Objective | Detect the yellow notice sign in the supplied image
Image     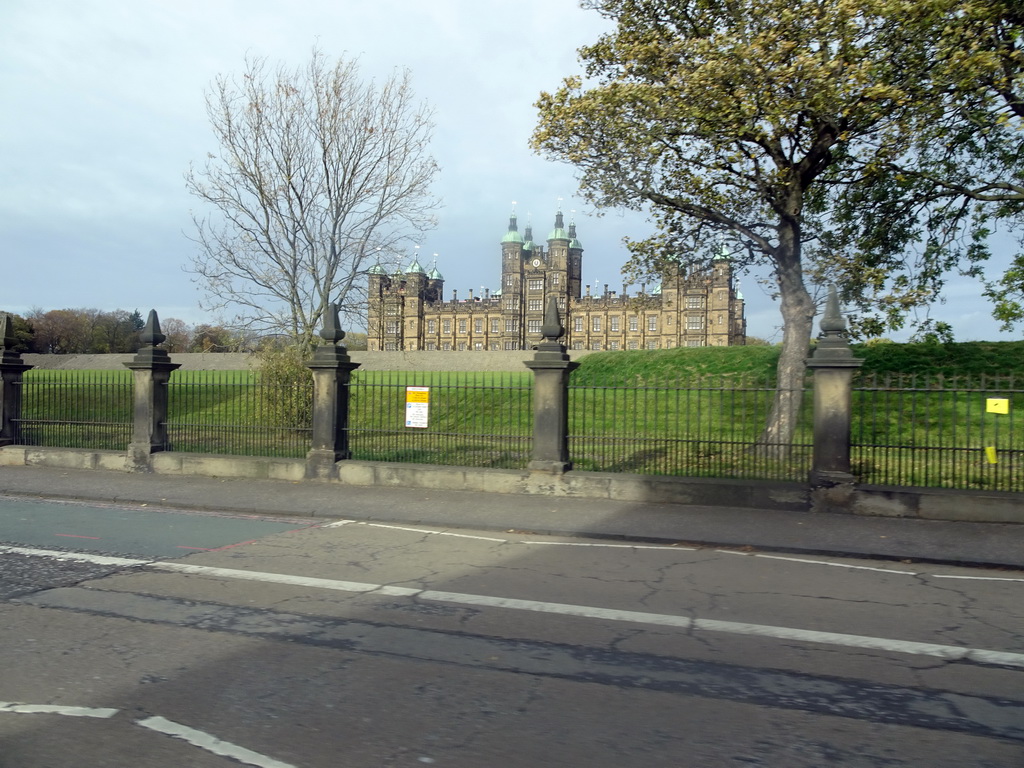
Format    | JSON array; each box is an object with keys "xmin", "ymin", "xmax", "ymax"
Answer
[
  {"xmin": 985, "ymin": 446, "xmax": 998, "ymax": 464},
  {"xmin": 405, "ymin": 386, "xmax": 430, "ymax": 428},
  {"xmin": 986, "ymin": 398, "xmax": 1010, "ymax": 414}
]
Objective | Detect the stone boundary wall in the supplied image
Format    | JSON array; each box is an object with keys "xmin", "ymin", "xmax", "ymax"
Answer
[
  {"xmin": 23, "ymin": 350, "xmax": 597, "ymax": 373},
  {"xmin": 2, "ymin": 445, "xmax": 1022, "ymax": 525}
]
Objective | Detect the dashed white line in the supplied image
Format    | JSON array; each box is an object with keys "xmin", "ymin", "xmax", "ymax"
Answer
[
  {"xmin": 0, "ymin": 705, "xmax": 296, "ymax": 768},
  {"xmin": 137, "ymin": 716, "xmax": 298, "ymax": 768},
  {"xmin": 0, "ymin": 701, "xmax": 118, "ymax": 718},
  {"xmin": 150, "ymin": 561, "xmax": 1024, "ymax": 668},
  {"xmin": 518, "ymin": 540, "xmax": 698, "ymax": 551},
  {"xmin": 0, "ymin": 545, "xmax": 147, "ymax": 567},
  {"xmin": 749, "ymin": 553, "xmax": 919, "ymax": 575},
  {"xmin": 323, "ymin": 519, "xmax": 506, "ymax": 541}
]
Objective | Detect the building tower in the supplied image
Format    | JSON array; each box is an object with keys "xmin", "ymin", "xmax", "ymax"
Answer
[
  {"xmin": 403, "ymin": 255, "xmax": 427, "ymax": 351},
  {"xmin": 500, "ymin": 210, "xmax": 525, "ymax": 349},
  {"xmin": 707, "ymin": 246, "xmax": 735, "ymax": 347}
]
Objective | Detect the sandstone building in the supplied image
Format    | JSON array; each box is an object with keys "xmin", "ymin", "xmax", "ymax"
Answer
[{"xmin": 367, "ymin": 211, "xmax": 746, "ymax": 352}]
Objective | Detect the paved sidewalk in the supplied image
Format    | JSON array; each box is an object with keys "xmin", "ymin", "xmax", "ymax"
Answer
[{"xmin": 0, "ymin": 465, "xmax": 1021, "ymax": 569}]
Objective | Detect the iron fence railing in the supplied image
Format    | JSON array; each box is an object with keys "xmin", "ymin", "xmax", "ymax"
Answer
[
  {"xmin": 164, "ymin": 370, "xmax": 312, "ymax": 458},
  {"xmin": 348, "ymin": 370, "xmax": 533, "ymax": 468},
  {"xmin": 852, "ymin": 374, "xmax": 1022, "ymax": 493},
  {"xmin": 568, "ymin": 377, "xmax": 813, "ymax": 480},
  {"xmin": 8, "ymin": 367, "xmax": 1022, "ymax": 494},
  {"xmin": 13, "ymin": 369, "xmax": 132, "ymax": 450}
]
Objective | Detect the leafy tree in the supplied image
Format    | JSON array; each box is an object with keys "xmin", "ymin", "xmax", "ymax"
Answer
[
  {"xmin": 189, "ymin": 324, "xmax": 245, "ymax": 353},
  {"xmin": 90, "ymin": 309, "xmax": 144, "ymax": 353},
  {"xmin": 532, "ymin": 0, "xmax": 1016, "ymax": 446},
  {"xmin": 27, "ymin": 308, "xmax": 96, "ymax": 353},
  {"xmin": 186, "ymin": 48, "xmax": 440, "ymax": 352},
  {"xmin": 160, "ymin": 317, "xmax": 193, "ymax": 353},
  {"xmin": 825, "ymin": 0, "xmax": 1024, "ymax": 334}
]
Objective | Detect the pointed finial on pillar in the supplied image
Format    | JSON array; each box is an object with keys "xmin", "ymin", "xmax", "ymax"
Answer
[
  {"xmin": 312, "ymin": 303, "xmax": 351, "ymax": 364},
  {"xmin": 139, "ymin": 309, "xmax": 166, "ymax": 348},
  {"xmin": 809, "ymin": 286, "xmax": 860, "ymax": 363},
  {"xmin": 0, "ymin": 314, "xmax": 13, "ymax": 349},
  {"xmin": 319, "ymin": 303, "xmax": 346, "ymax": 346},
  {"xmin": 0, "ymin": 313, "xmax": 28, "ymax": 366},
  {"xmin": 820, "ymin": 285, "xmax": 847, "ymax": 335},
  {"xmin": 129, "ymin": 310, "xmax": 174, "ymax": 365},
  {"xmin": 541, "ymin": 295, "xmax": 563, "ymax": 342}
]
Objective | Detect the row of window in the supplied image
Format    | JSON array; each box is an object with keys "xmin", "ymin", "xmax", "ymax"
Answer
[
  {"xmin": 575, "ymin": 315, "xmax": 662, "ymax": 333},
  {"xmin": 381, "ymin": 339, "xmax": 707, "ymax": 352},
  {"xmin": 388, "ymin": 314, "xmax": 714, "ymax": 336},
  {"xmin": 504, "ymin": 276, "xmax": 560, "ymax": 290}
]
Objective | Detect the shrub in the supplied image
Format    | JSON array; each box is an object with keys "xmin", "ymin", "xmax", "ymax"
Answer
[{"xmin": 251, "ymin": 343, "xmax": 313, "ymax": 430}]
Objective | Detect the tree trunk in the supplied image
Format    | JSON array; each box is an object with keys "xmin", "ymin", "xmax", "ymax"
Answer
[{"xmin": 757, "ymin": 238, "xmax": 815, "ymax": 454}]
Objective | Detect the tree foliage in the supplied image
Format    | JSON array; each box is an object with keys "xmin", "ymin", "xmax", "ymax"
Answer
[
  {"xmin": 533, "ymin": 0, "xmax": 1023, "ymax": 445},
  {"xmin": 534, "ymin": 0, "xmax": 939, "ymax": 445},
  {"xmin": 824, "ymin": 0, "xmax": 1024, "ymax": 334},
  {"xmin": 187, "ymin": 49, "xmax": 440, "ymax": 351},
  {"xmin": 26, "ymin": 308, "xmax": 144, "ymax": 354}
]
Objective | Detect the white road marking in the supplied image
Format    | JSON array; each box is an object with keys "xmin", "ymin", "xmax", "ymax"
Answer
[
  {"xmin": 8, "ymin": 543, "xmax": 1023, "ymax": 668},
  {"xmin": 0, "ymin": 705, "xmax": 296, "ymax": 767},
  {"xmin": 148, "ymin": 562, "xmax": 1024, "ymax": 669},
  {"xmin": 0, "ymin": 545, "xmax": 148, "ymax": 567},
  {"xmin": 519, "ymin": 540, "xmax": 698, "ymax": 551},
  {"xmin": 749, "ymin": 554, "xmax": 919, "ymax": 575},
  {"xmin": 319, "ymin": 520, "xmax": 1023, "ymax": 582},
  {"xmin": 0, "ymin": 701, "xmax": 118, "ymax": 718},
  {"xmin": 137, "ymin": 716, "xmax": 298, "ymax": 768},
  {"xmin": 324, "ymin": 519, "xmax": 506, "ymax": 541}
]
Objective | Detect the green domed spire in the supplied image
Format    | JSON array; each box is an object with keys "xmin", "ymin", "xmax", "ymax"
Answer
[
  {"xmin": 548, "ymin": 210, "xmax": 568, "ymax": 241},
  {"xmin": 501, "ymin": 210, "xmax": 524, "ymax": 244},
  {"xmin": 406, "ymin": 257, "xmax": 425, "ymax": 274},
  {"xmin": 428, "ymin": 255, "xmax": 443, "ymax": 281},
  {"xmin": 523, "ymin": 221, "xmax": 535, "ymax": 253},
  {"xmin": 568, "ymin": 218, "xmax": 582, "ymax": 250}
]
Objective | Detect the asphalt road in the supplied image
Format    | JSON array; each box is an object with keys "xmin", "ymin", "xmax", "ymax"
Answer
[{"xmin": 2, "ymin": 497, "xmax": 1022, "ymax": 767}]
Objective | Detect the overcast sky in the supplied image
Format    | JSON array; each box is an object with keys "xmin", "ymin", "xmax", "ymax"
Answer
[{"xmin": 1, "ymin": 0, "xmax": 1018, "ymax": 342}]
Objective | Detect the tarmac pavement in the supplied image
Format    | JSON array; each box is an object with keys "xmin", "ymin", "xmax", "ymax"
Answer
[{"xmin": 0, "ymin": 464, "xmax": 1022, "ymax": 569}]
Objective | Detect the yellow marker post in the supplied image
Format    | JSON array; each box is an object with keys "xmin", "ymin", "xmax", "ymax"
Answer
[{"xmin": 985, "ymin": 446, "xmax": 998, "ymax": 464}]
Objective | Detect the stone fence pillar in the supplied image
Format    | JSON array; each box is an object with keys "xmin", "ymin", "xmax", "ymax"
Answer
[
  {"xmin": 524, "ymin": 297, "xmax": 579, "ymax": 473},
  {"xmin": 805, "ymin": 286, "xmax": 864, "ymax": 486},
  {"xmin": 0, "ymin": 314, "xmax": 32, "ymax": 447},
  {"xmin": 306, "ymin": 304, "xmax": 361, "ymax": 479},
  {"xmin": 124, "ymin": 310, "xmax": 181, "ymax": 471}
]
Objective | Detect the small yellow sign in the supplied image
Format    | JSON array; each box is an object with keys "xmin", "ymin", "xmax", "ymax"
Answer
[
  {"xmin": 406, "ymin": 388, "xmax": 430, "ymax": 404},
  {"xmin": 985, "ymin": 446, "xmax": 998, "ymax": 464},
  {"xmin": 986, "ymin": 398, "xmax": 1010, "ymax": 414},
  {"xmin": 405, "ymin": 386, "xmax": 430, "ymax": 428}
]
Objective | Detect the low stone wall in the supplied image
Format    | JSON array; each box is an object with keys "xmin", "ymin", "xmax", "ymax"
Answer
[
  {"xmin": 22, "ymin": 350, "xmax": 596, "ymax": 373},
  {"xmin": 2, "ymin": 445, "xmax": 1021, "ymax": 524}
]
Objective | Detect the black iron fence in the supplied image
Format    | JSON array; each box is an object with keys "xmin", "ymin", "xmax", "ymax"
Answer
[
  {"xmin": 5, "ymin": 365, "xmax": 1022, "ymax": 493},
  {"xmin": 852, "ymin": 374, "xmax": 1022, "ymax": 491},
  {"xmin": 164, "ymin": 370, "xmax": 312, "ymax": 458},
  {"xmin": 568, "ymin": 378, "xmax": 812, "ymax": 481},
  {"xmin": 13, "ymin": 370, "xmax": 132, "ymax": 450},
  {"xmin": 348, "ymin": 370, "xmax": 533, "ymax": 469}
]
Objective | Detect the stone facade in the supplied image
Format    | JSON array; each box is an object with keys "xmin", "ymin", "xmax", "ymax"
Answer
[{"xmin": 367, "ymin": 211, "xmax": 746, "ymax": 352}]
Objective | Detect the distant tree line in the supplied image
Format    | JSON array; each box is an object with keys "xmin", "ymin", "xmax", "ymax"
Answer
[{"xmin": 1, "ymin": 308, "xmax": 367, "ymax": 354}]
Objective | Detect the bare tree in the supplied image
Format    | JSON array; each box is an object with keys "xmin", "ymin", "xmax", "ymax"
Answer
[{"xmin": 186, "ymin": 49, "xmax": 440, "ymax": 350}]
